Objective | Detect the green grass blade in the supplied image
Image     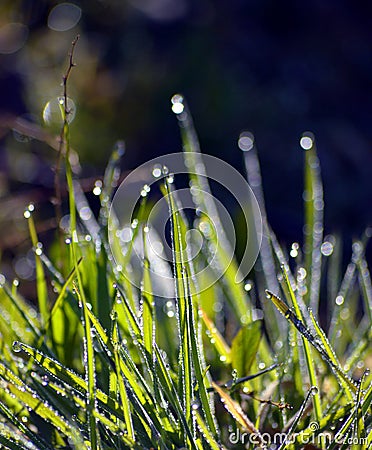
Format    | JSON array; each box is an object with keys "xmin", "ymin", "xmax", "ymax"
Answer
[
  {"xmin": 73, "ymin": 284, "xmax": 100, "ymax": 450},
  {"xmin": 111, "ymin": 319, "xmax": 135, "ymax": 441},
  {"xmin": 26, "ymin": 208, "xmax": 49, "ymax": 326},
  {"xmin": 141, "ymin": 224, "xmax": 155, "ymax": 363},
  {"xmin": 302, "ymin": 133, "xmax": 324, "ymax": 311},
  {"xmin": 278, "ymin": 386, "xmax": 317, "ymax": 450},
  {"xmin": 278, "ymin": 266, "xmax": 323, "ymax": 421},
  {"xmin": 308, "ymin": 308, "xmax": 354, "ymax": 401},
  {"xmin": 194, "ymin": 410, "xmax": 221, "ymax": 450}
]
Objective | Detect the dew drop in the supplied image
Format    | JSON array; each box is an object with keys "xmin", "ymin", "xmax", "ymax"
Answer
[
  {"xmin": 300, "ymin": 132, "xmax": 314, "ymax": 150},
  {"xmin": 43, "ymin": 97, "xmax": 76, "ymax": 126},
  {"xmin": 238, "ymin": 131, "xmax": 254, "ymax": 152},
  {"xmin": 191, "ymin": 401, "xmax": 200, "ymax": 411},
  {"xmin": 171, "ymin": 94, "xmax": 184, "ymax": 114},
  {"xmin": 244, "ymin": 281, "xmax": 252, "ymax": 292},
  {"xmin": 321, "ymin": 241, "xmax": 334, "ymax": 256},
  {"xmin": 310, "ymin": 386, "xmax": 319, "ymax": 395},
  {"xmin": 12, "ymin": 341, "xmax": 22, "ymax": 353}
]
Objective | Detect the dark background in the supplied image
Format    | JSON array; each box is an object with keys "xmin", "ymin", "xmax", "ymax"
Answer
[{"xmin": 0, "ymin": 0, "xmax": 371, "ymax": 280}]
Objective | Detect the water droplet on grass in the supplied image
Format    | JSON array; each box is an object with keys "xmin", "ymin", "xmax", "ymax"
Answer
[
  {"xmin": 310, "ymin": 386, "xmax": 319, "ymax": 395},
  {"xmin": 12, "ymin": 341, "xmax": 22, "ymax": 352}
]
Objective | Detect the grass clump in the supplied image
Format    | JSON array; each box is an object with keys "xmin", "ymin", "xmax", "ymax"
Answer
[{"xmin": 0, "ymin": 43, "xmax": 371, "ymax": 450}]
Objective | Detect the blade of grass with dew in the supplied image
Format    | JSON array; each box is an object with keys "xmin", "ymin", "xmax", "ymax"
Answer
[
  {"xmin": 266, "ymin": 289, "xmax": 358, "ymax": 396},
  {"xmin": 79, "ymin": 298, "xmax": 170, "ymax": 436},
  {"xmin": 165, "ymin": 178, "xmax": 219, "ymax": 436},
  {"xmin": 308, "ymin": 308, "xmax": 354, "ymax": 401},
  {"xmin": 111, "ymin": 317, "xmax": 134, "ymax": 441},
  {"xmin": 278, "ymin": 386, "xmax": 317, "ymax": 450},
  {"xmin": 73, "ymin": 283, "xmax": 100, "ymax": 449},
  {"xmin": 302, "ymin": 133, "xmax": 324, "ymax": 311},
  {"xmin": 153, "ymin": 345, "xmax": 198, "ymax": 449},
  {"xmin": 0, "ymin": 368, "xmax": 82, "ymax": 444},
  {"xmin": 194, "ymin": 410, "xmax": 222, "ymax": 450},
  {"xmin": 172, "ymin": 188, "xmax": 219, "ymax": 436},
  {"xmin": 141, "ymin": 224, "xmax": 155, "ymax": 364},
  {"xmin": 61, "ymin": 62, "xmax": 100, "ymax": 446},
  {"xmin": 162, "ymin": 177, "xmax": 194, "ymax": 434},
  {"xmin": 279, "ymin": 265, "xmax": 323, "ymax": 421}
]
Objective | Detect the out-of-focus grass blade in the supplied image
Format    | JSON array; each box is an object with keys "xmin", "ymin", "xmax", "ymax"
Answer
[
  {"xmin": 0, "ymin": 424, "xmax": 39, "ymax": 450},
  {"xmin": 99, "ymin": 140, "xmax": 125, "ymax": 227},
  {"xmin": 74, "ymin": 180, "xmax": 100, "ymax": 243},
  {"xmin": 230, "ymin": 321, "xmax": 261, "ymax": 385},
  {"xmin": 26, "ymin": 207, "xmax": 49, "ymax": 326},
  {"xmin": 0, "ymin": 283, "xmax": 40, "ymax": 342},
  {"xmin": 302, "ymin": 133, "xmax": 323, "ymax": 311},
  {"xmin": 200, "ymin": 309, "xmax": 231, "ymax": 364},
  {"xmin": 35, "ymin": 259, "xmax": 81, "ymax": 348}
]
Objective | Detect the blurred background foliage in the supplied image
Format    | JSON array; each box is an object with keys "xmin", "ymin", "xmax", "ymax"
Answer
[{"xmin": 0, "ymin": 0, "xmax": 371, "ymax": 287}]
